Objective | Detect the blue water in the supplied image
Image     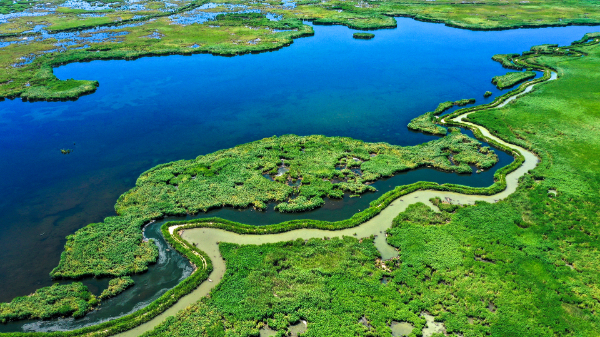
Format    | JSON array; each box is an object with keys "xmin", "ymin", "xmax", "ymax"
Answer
[{"xmin": 0, "ymin": 17, "xmax": 598, "ymax": 308}]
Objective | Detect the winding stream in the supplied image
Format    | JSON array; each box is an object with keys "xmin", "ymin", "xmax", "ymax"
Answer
[{"xmin": 116, "ymin": 72, "xmax": 556, "ymax": 336}]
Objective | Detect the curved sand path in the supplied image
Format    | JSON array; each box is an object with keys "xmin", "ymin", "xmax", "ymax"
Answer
[{"xmin": 117, "ymin": 73, "xmax": 556, "ymax": 337}]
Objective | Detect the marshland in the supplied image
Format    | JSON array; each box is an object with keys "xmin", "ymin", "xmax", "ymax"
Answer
[{"xmin": 1, "ymin": 0, "xmax": 600, "ymax": 335}]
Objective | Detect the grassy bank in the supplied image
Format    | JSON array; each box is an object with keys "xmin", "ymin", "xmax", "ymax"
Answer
[
  {"xmin": 407, "ymin": 99, "xmax": 476, "ymax": 135},
  {"xmin": 0, "ymin": 283, "xmax": 97, "ymax": 323}
]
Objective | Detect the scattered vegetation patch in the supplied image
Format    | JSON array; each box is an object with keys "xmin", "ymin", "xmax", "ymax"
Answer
[
  {"xmin": 408, "ymin": 98, "xmax": 475, "ymax": 135},
  {"xmin": 21, "ymin": 79, "xmax": 99, "ymax": 102},
  {"xmin": 492, "ymin": 53, "xmax": 524, "ymax": 70},
  {"xmin": 407, "ymin": 111, "xmax": 447, "ymax": 136}
]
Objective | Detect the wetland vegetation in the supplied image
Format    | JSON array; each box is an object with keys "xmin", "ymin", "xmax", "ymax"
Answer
[
  {"xmin": 0, "ymin": 283, "xmax": 97, "ymax": 323},
  {"xmin": 1, "ymin": 0, "xmax": 600, "ymax": 334},
  {"xmin": 136, "ymin": 34, "xmax": 600, "ymax": 337},
  {"xmin": 2, "ymin": 0, "xmax": 600, "ymax": 101},
  {"xmin": 52, "ymin": 132, "xmax": 497, "ymax": 281},
  {"xmin": 407, "ymin": 99, "xmax": 475, "ymax": 136}
]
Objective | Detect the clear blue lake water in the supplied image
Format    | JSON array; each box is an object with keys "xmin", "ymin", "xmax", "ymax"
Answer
[{"xmin": 0, "ymin": 16, "xmax": 599, "ymax": 331}]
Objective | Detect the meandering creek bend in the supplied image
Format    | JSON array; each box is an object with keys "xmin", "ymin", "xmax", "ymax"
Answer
[{"xmin": 116, "ymin": 72, "xmax": 556, "ymax": 337}]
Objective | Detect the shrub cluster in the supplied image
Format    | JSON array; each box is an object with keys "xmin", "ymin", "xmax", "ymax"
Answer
[
  {"xmin": 99, "ymin": 277, "xmax": 135, "ymax": 300},
  {"xmin": 0, "ymin": 283, "xmax": 97, "ymax": 323}
]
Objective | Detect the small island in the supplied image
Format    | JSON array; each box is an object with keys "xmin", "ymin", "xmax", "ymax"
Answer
[
  {"xmin": 492, "ymin": 71, "xmax": 537, "ymax": 89},
  {"xmin": 353, "ymin": 33, "xmax": 375, "ymax": 40}
]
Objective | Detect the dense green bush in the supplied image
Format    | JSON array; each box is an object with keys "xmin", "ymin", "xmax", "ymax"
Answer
[
  {"xmin": 142, "ymin": 237, "xmax": 425, "ymax": 337},
  {"xmin": 0, "ymin": 283, "xmax": 97, "ymax": 323},
  {"xmin": 99, "ymin": 277, "xmax": 135, "ymax": 300}
]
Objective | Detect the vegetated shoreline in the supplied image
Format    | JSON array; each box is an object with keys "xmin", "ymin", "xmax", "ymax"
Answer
[
  {"xmin": 1, "ymin": 14, "xmax": 599, "ymax": 102},
  {"xmin": 388, "ymin": 13, "xmax": 600, "ymax": 32},
  {"xmin": 1, "ymin": 34, "xmax": 588, "ymax": 336}
]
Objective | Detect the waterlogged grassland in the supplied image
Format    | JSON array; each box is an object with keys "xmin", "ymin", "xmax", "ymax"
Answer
[
  {"xmin": 492, "ymin": 71, "xmax": 537, "ymax": 90},
  {"xmin": 0, "ymin": 283, "xmax": 97, "ymax": 323},
  {"xmin": 51, "ymin": 132, "xmax": 497, "ymax": 280},
  {"xmin": 2, "ymin": 0, "xmax": 600, "ymax": 100},
  {"xmin": 0, "ymin": 13, "xmax": 313, "ymax": 100},
  {"xmin": 143, "ymin": 237, "xmax": 425, "ymax": 337}
]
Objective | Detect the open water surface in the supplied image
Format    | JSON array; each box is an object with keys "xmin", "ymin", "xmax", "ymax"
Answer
[{"xmin": 0, "ymin": 16, "xmax": 599, "ymax": 330}]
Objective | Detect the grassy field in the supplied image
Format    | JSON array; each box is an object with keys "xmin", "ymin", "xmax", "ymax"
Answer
[
  {"xmin": 138, "ymin": 37, "xmax": 600, "ymax": 336},
  {"xmin": 1, "ymin": 0, "xmax": 600, "ymax": 100}
]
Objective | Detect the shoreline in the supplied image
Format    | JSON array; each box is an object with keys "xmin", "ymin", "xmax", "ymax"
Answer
[{"xmin": 1, "ymin": 14, "xmax": 599, "ymax": 101}]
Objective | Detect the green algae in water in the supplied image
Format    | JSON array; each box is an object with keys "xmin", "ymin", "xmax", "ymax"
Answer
[{"xmin": 391, "ymin": 321, "xmax": 414, "ymax": 336}]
